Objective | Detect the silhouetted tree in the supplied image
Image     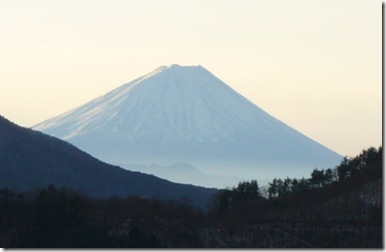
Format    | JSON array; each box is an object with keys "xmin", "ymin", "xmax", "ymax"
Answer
[
  {"xmin": 310, "ymin": 169, "xmax": 325, "ymax": 188},
  {"xmin": 233, "ymin": 180, "xmax": 261, "ymax": 201},
  {"xmin": 268, "ymin": 179, "xmax": 279, "ymax": 199},
  {"xmin": 337, "ymin": 157, "xmax": 352, "ymax": 182}
]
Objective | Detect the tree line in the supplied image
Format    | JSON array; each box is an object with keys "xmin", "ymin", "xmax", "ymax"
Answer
[
  {"xmin": 0, "ymin": 146, "xmax": 382, "ymax": 248},
  {"xmin": 211, "ymin": 146, "xmax": 382, "ymax": 213}
]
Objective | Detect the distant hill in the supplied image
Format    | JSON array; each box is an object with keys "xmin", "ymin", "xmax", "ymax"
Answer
[{"xmin": 0, "ymin": 115, "xmax": 216, "ymax": 207}]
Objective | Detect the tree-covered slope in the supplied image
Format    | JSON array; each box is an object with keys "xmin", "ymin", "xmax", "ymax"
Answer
[{"xmin": 0, "ymin": 115, "xmax": 216, "ymax": 207}]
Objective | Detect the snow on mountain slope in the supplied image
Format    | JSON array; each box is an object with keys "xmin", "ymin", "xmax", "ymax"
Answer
[
  {"xmin": 37, "ymin": 65, "xmax": 273, "ymax": 142},
  {"xmin": 34, "ymin": 64, "xmax": 342, "ymax": 187}
]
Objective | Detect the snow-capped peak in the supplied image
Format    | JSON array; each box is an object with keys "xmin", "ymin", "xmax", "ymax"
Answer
[{"xmin": 33, "ymin": 64, "xmax": 342, "ymax": 187}]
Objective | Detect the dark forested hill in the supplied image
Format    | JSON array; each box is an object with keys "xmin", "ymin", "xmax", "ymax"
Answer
[
  {"xmin": 206, "ymin": 146, "xmax": 383, "ymax": 248},
  {"xmin": 0, "ymin": 150, "xmax": 381, "ymax": 248},
  {"xmin": 0, "ymin": 115, "xmax": 216, "ymax": 207}
]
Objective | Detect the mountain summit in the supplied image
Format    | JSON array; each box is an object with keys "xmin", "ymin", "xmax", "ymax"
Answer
[{"xmin": 34, "ymin": 64, "xmax": 342, "ymax": 187}]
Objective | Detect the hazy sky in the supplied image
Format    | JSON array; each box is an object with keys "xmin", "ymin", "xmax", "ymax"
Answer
[{"xmin": 0, "ymin": 0, "xmax": 381, "ymax": 157}]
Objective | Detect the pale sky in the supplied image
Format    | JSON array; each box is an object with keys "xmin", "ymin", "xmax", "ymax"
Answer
[{"xmin": 0, "ymin": 0, "xmax": 382, "ymax": 157}]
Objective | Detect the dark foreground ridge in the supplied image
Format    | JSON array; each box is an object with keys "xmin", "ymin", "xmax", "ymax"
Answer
[
  {"xmin": 0, "ymin": 114, "xmax": 382, "ymax": 248},
  {"xmin": 0, "ymin": 115, "xmax": 216, "ymax": 208}
]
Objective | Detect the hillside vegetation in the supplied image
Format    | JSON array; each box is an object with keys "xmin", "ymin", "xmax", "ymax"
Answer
[
  {"xmin": 0, "ymin": 115, "xmax": 216, "ymax": 208},
  {"xmin": 0, "ymin": 146, "xmax": 382, "ymax": 248}
]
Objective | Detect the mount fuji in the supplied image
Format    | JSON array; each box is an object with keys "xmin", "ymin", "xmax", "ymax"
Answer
[{"xmin": 34, "ymin": 64, "xmax": 342, "ymax": 187}]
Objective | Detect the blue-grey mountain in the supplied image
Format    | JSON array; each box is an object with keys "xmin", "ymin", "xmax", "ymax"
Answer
[{"xmin": 34, "ymin": 65, "xmax": 342, "ymax": 187}]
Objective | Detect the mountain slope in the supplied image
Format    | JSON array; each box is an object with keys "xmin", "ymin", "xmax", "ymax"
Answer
[
  {"xmin": 34, "ymin": 64, "xmax": 342, "ymax": 186},
  {"xmin": 0, "ymin": 115, "xmax": 216, "ymax": 207}
]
